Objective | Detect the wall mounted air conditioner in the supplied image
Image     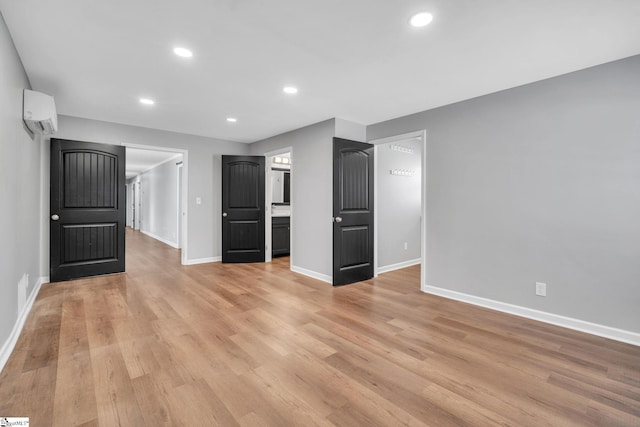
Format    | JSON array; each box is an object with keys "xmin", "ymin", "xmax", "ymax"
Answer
[{"xmin": 23, "ymin": 89, "xmax": 58, "ymax": 134}]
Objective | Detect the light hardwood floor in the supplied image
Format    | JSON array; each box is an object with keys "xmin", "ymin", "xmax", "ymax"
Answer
[{"xmin": 0, "ymin": 229, "xmax": 639, "ymax": 426}]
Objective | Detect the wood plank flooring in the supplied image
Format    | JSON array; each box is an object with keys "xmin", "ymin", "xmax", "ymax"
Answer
[{"xmin": 1, "ymin": 229, "xmax": 639, "ymax": 426}]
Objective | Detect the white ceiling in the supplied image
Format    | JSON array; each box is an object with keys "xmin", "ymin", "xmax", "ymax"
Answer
[
  {"xmin": 2, "ymin": 0, "xmax": 640, "ymax": 143},
  {"xmin": 126, "ymin": 148, "xmax": 180, "ymax": 179}
]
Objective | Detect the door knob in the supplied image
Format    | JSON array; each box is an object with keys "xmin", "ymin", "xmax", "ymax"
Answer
[
  {"xmin": 222, "ymin": 212, "xmax": 228, "ymax": 217},
  {"xmin": 334, "ymin": 216, "xmax": 342, "ymax": 223},
  {"xmin": 51, "ymin": 214, "xmax": 60, "ymax": 221}
]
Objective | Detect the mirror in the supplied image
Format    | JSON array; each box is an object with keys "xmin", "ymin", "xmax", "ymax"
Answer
[{"xmin": 271, "ymin": 170, "xmax": 290, "ymax": 204}]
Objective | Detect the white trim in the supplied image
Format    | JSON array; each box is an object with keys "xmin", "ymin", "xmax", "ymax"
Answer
[
  {"xmin": 377, "ymin": 258, "xmax": 421, "ymax": 274},
  {"xmin": 139, "ymin": 153, "xmax": 182, "ymax": 175},
  {"xmin": 0, "ymin": 276, "xmax": 47, "ymax": 373},
  {"xmin": 181, "ymin": 150, "xmax": 188, "ymax": 265},
  {"xmin": 373, "ymin": 144, "xmax": 379, "ymax": 278},
  {"xmin": 184, "ymin": 256, "xmax": 221, "ymax": 265},
  {"xmin": 422, "ymin": 284, "xmax": 640, "ymax": 347},
  {"xmin": 420, "ymin": 130, "xmax": 427, "ymax": 293},
  {"xmin": 369, "ymin": 131, "xmax": 424, "ymax": 146},
  {"xmin": 177, "ymin": 163, "xmax": 183, "ymax": 249},
  {"xmin": 140, "ymin": 230, "xmax": 179, "ymax": 248},
  {"xmin": 291, "ymin": 265, "xmax": 332, "ymax": 284}
]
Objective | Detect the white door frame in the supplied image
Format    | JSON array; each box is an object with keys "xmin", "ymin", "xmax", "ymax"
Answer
[
  {"xmin": 368, "ymin": 130, "xmax": 427, "ymax": 290},
  {"xmin": 262, "ymin": 147, "xmax": 293, "ymax": 265},
  {"xmin": 177, "ymin": 163, "xmax": 183, "ymax": 249},
  {"xmin": 134, "ymin": 181, "xmax": 140, "ymax": 230},
  {"xmin": 123, "ymin": 142, "xmax": 189, "ymax": 266}
]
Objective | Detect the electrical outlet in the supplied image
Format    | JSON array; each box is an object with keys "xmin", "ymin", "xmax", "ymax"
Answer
[
  {"xmin": 535, "ymin": 282, "xmax": 547, "ymax": 297},
  {"xmin": 404, "ymin": 242, "xmax": 408, "ymax": 250}
]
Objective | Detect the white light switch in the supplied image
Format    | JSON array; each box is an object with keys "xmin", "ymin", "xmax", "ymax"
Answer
[{"xmin": 196, "ymin": 197, "xmax": 202, "ymax": 205}]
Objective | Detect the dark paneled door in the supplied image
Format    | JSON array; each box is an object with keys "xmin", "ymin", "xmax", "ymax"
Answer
[
  {"xmin": 333, "ymin": 137, "xmax": 374, "ymax": 286},
  {"xmin": 50, "ymin": 139, "xmax": 126, "ymax": 282},
  {"xmin": 222, "ymin": 155, "xmax": 265, "ymax": 263}
]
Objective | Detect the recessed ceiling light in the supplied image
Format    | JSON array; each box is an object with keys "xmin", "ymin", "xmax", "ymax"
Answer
[
  {"xmin": 410, "ymin": 12, "xmax": 433, "ymax": 27},
  {"xmin": 283, "ymin": 86, "xmax": 298, "ymax": 95},
  {"xmin": 173, "ymin": 47, "xmax": 193, "ymax": 58},
  {"xmin": 139, "ymin": 98, "xmax": 155, "ymax": 105},
  {"xmin": 226, "ymin": 117, "xmax": 237, "ymax": 123}
]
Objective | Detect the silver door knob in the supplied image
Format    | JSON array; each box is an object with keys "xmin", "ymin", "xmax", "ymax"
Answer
[
  {"xmin": 222, "ymin": 212, "xmax": 228, "ymax": 217},
  {"xmin": 51, "ymin": 214, "xmax": 60, "ymax": 221},
  {"xmin": 334, "ymin": 216, "xmax": 342, "ymax": 223}
]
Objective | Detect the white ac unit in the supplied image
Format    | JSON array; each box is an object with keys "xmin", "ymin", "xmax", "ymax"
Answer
[{"xmin": 23, "ymin": 89, "xmax": 58, "ymax": 134}]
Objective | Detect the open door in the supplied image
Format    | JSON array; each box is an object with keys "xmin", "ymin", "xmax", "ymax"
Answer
[
  {"xmin": 222, "ymin": 155, "xmax": 265, "ymax": 263},
  {"xmin": 50, "ymin": 138, "xmax": 126, "ymax": 282},
  {"xmin": 333, "ymin": 137, "xmax": 374, "ymax": 285}
]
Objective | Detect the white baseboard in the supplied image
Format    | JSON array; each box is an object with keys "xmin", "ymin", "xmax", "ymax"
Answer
[
  {"xmin": 140, "ymin": 230, "xmax": 179, "ymax": 249},
  {"xmin": 291, "ymin": 265, "xmax": 332, "ymax": 284},
  {"xmin": 184, "ymin": 256, "xmax": 221, "ymax": 265},
  {"xmin": 0, "ymin": 276, "xmax": 46, "ymax": 373},
  {"xmin": 377, "ymin": 258, "xmax": 421, "ymax": 275},
  {"xmin": 422, "ymin": 284, "xmax": 640, "ymax": 347}
]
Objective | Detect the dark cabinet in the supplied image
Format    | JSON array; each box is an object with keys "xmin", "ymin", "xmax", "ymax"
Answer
[{"xmin": 272, "ymin": 216, "xmax": 290, "ymax": 256}]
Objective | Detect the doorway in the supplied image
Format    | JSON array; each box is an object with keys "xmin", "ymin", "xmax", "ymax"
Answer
[
  {"xmin": 370, "ymin": 130, "xmax": 427, "ymax": 289},
  {"xmin": 177, "ymin": 163, "xmax": 183, "ymax": 248},
  {"xmin": 125, "ymin": 144, "xmax": 188, "ymax": 265},
  {"xmin": 264, "ymin": 148, "xmax": 293, "ymax": 266}
]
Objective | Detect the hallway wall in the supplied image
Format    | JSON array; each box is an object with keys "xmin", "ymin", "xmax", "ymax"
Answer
[
  {"xmin": 249, "ymin": 119, "xmax": 335, "ymax": 282},
  {"xmin": 0, "ymin": 12, "xmax": 46, "ymax": 366},
  {"xmin": 136, "ymin": 155, "xmax": 182, "ymax": 247}
]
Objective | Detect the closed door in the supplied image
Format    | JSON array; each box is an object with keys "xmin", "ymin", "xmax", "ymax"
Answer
[
  {"xmin": 222, "ymin": 155, "xmax": 265, "ymax": 263},
  {"xmin": 333, "ymin": 137, "xmax": 374, "ymax": 285},
  {"xmin": 50, "ymin": 138, "xmax": 126, "ymax": 282}
]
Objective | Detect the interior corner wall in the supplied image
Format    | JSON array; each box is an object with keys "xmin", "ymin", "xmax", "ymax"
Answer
[
  {"xmin": 377, "ymin": 139, "xmax": 422, "ymax": 269},
  {"xmin": 0, "ymin": 12, "xmax": 44, "ymax": 356},
  {"xmin": 335, "ymin": 118, "xmax": 366, "ymax": 142},
  {"xmin": 51, "ymin": 115, "xmax": 249, "ymax": 264},
  {"xmin": 137, "ymin": 155, "xmax": 182, "ymax": 246},
  {"xmin": 367, "ymin": 55, "xmax": 640, "ymax": 333},
  {"xmin": 249, "ymin": 119, "xmax": 336, "ymax": 281}
]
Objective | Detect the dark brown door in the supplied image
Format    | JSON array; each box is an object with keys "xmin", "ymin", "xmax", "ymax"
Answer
[
  {"xmin": 222, "ymin": 155, "xmax": 265, "ymax": 263},
  {"xmin": 50, "ymin": 139, "xmax": 126, "ymax": 282},
  {"xmin": 333, "ymin": 137, "xmax": 374, "ymax": 286}
]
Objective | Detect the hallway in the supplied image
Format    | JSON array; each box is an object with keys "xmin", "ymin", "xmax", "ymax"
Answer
[{"xmin": 0, "ymin": 230, "xmax": 638, "ymax": 426}]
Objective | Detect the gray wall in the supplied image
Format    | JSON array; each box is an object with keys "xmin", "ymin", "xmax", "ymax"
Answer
[
  {"xmin": 0, "ymin": 13, "xmax": 44, "ymax": 351},
  {"xmin": 138, "ymin": 155, "xmax": 182, "ymax": 246},
  {"xmin": 335, "ymin": 118, "xmax": 366, "ymax": 142},
  {"xmin": 377, "ymin": 139, "xmax": 422, "ymax": 269},
  {"xmin": 53, "ymin": 115, "xmax": 249, "ymax": 263},
  {"xmin": 249, "ymin": 119, "xmax": 336, "ymax": 280},
  {"xmin": 125, "ymin": 180, "xmax": 133, "ymax": 227},
  {"xmin": 367, "ymin": 55, "xmax": 640, "ymax": 332}
]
